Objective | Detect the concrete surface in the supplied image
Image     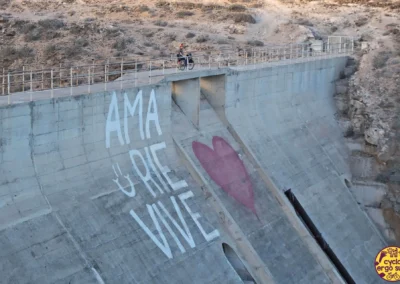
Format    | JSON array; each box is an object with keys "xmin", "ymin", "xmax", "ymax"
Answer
[
  {"xmin": 0, "ymin": 55, "xmax": 386, "ymax": 284},
  {"xmin": 172, "ymin": 78, "xmax": 200, "ymax": 128},
  {"xmin": 223, "ymin": 57, "xmax": 386, "ymax": 283}
]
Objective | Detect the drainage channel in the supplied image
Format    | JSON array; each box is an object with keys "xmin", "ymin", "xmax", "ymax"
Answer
[{"xmin": 284, "ymin": 188, "xmax": 356, "ymax": 284}]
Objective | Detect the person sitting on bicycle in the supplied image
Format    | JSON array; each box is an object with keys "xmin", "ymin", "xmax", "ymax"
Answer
[{"xmin": 177, "ymin": 43, "xmax": 187, "ymax": 66}]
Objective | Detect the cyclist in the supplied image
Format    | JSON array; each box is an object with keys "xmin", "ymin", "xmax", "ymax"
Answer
[{"xmin": 177, "ymin": 43, "xmax": 187, "ymax": 67}]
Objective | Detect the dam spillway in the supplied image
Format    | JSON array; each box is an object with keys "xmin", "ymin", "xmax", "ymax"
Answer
[{"xmin": 0, "ymin": 56, "xmax": 386, "ymax": 284}]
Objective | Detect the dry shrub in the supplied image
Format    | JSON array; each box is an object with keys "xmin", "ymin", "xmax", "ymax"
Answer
[
  {"xmin": 201, "ymin": 4, "xmax": 224, "ymax": 11},
  {"xmin": 217, "ymin": 38, "xmax": 229, "ymax": 44},
  {"xmin": 142, "ymin": 29, "xmax": 155, "ymax": 37},
  {"xmin": 233, "ymin": 13, "xmax": 256, "ymax": 24},
  {"xmin": 295, "ymin": 18, "xmax": 313, "ymax": 26},
  {"xmin": 355, "ymin": 17, "xmax": 368, "ymax": 27},
  {"xmin": 44, "ymin": 30, "xmax": 61, "ymax": 40},
  {"xmin": 64, "ymin": 44, "xmax": 82, "ymax": 58},
  {"xmin": 165, "ymin": 32, "xmax": 177, "ymax": 41},
  {"xmin": 250, "ymin": 3, "xmax": 264, "ymax": 8},
  {"xmin": 154, "ymin": 20, "xmax": 168, "ymax": 27},
  {"xmin": 171, "ymin": 2, "xmax": 202, "ymax": 9},
  {"xmin": 24, "ymin": 27, "xmax": 43, "ymax": 41},
  {"xmin": 373, "ymin": 51, "xmax": 391, "ymax": 69},
  {"xmin": 176, "ymin": 11, "xmax": 194, "ymax": 18},
  {"xmin": 247, "ymin": 40, "xmax": 264, "ymax": 46},
  {"xmin": 0, "ymin": 46, "xmax": 34, "ymax": 64},
  {"xmin": 228, "ymin": 4, "xmax": 246, "ymax": 12},
  {"xmin": 0, "ymin": 0, "xmax": 10, "ymax": 8},
  {"xmin": 44, "ymin": 44, "xmax": 57, "ymax": 58},
  {"xmin": 196, "ymin": 35, "xmax": 209, "ymax": 43},
  {"xmin": 155, "ymin": 0, "xmax": 170, "ymax": 8},
  {"xmin": 75, "ymin": 37, "xmax": 89, "ymax": 47},
  {"xmin": 186, "ymin": 32, "xmax": 196, "ymax": 38},
  {"xmin": 137, "ymin": 5, "xmax": 149, "ymax": 12},
  {"xmin": 335, "ymin": 0, "xmax": 400, "ymax": 10},
  {"xmin": 38, "ymin": 19, "xmax": 65, "ymax": 29}
]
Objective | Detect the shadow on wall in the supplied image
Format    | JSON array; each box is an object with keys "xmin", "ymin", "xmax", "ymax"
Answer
[{"xmin": 222, "ymin": 243, "xmax": 255, "ymax": 283}]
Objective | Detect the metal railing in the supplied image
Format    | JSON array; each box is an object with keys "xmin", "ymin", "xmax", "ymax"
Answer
[{"xmin": 1, "ymin": 37, "xmax": 354, "ymax": 104}]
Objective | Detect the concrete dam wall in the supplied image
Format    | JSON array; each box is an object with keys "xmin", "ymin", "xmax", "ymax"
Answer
[{"xmin": 0, "ymin": 57, "xmax": 386, "ymax": 283}]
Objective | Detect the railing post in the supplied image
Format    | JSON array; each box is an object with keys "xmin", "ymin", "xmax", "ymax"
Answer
[
  {"xmin": 135, "ymin": 60, "xmax": 137, "ymax": 87},
  {"xmin": 2, "ymin": 68, "xmax": 4, "ymax": 96},
  {"xmin": 120, "ymin": 57, "xmax": 124, "ymax": 78},
  {"xmin": 88, "ymin": 67, "xmax": 91, "ymax": 93},
  {"xmin": 92, "ymin": 59, "xmax": 95, "ymax": 84},
  {"xmin": 70, "ymin": 67, "xmax": 73, "ymax": 96},
  {"xmin": 70, "ymin": 67, "xmax": 73, "ymax": 87},
  {"xmin": 41, "ymin": 66, "xmax": 44, "ymax": 90},
  {"xmin": 106, "ymin": 59, "xmax": 110, "ymax": 82},
  {"xmin": 30, "ymin": 70, "xmax": 33, "ymax": 102},
  {"xmin": 22, "ymin": 65, "xmax": 25, "ymax": 92},
  {"xmin": 51, "ymin": 69, "xmax": 54, "ymax": 98},
  {"xmin": 104, "ymin": 64, "xmax": 107, "ymax": 84},
  {"xmin": 245, "ymin": 52, "xmax": 248, "ymax": 65},
  {"xmin": 351, "ymin": 37, "xmax": 354, "ymax": 53},
  {"xmin": 7, "ymin": 72, "xmax": 10, "ymax": 105},
  {"xmin": 149, "ymin": 60, "xmax": 152, "ymax": 84}
]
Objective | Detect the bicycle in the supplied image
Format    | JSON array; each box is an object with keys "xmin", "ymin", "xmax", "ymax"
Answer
[{"xmin": 177, "ymin": 53, "xmax": 195, "ymax": 71}]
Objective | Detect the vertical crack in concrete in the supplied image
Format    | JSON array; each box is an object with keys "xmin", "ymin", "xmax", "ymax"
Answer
[
  {"xmin": 54, "ymin": 212, "xmax": 106, "ymax": 284},
  {"xmin": 29, "ymin": 102, "xmax": 52, "ymax": 212}
]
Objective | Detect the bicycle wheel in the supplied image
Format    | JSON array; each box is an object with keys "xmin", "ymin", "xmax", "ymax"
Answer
[
  {"xmin": 188, "ymin": 62, "xmax": 195, "ymax": 70},
  {"xmin": 178, "ymin": 61, "xmax": 186, "ymax": 71}
]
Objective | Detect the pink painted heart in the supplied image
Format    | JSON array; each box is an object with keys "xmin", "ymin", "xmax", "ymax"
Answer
[{"xmin": 192, "ymin": 136, "xmax": 258, "ymax": 219}]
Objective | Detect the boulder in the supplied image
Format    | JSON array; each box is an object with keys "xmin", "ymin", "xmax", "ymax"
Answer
[
  {"xmin": 5, "ymin": 29, "xmax": 15, "ymax": 36},
  {"xmin": 352, "ymin": 115, "xmax": 365, "ymax": 134},
  {"xmin": 228, "ymin": 24, "xmax": 245, "ymax": 35},
  {"xmin": 365, "ymin": 127, "xmax": 384, "ymax": 146}
]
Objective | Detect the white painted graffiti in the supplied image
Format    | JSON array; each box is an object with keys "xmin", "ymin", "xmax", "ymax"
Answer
[
  {"xmin": 106, "ymin": 89, "xmax": 219, "ymax": 259},
  {"xmin": 105, "ymin": 89, "xmax": 162, "ymax": 149}
]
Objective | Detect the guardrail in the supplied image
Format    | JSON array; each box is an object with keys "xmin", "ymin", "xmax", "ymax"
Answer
[{"xmin": 1, "ymin": 38, "xmax": 354, "ymax": 104}]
